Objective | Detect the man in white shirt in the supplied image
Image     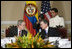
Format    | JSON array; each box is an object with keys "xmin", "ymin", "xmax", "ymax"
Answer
[{"xmin": 49, "ymin": 8, "xmax": 65, "ymax": 28}]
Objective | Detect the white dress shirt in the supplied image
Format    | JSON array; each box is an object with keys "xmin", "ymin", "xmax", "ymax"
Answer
[
  {"xmin": 18, "ymin": 28, "xmax": 22, "ymax": 36},
  {"xmin": 45, "ymin": 26, "xmax": 49, "ymax": 34},
  {"xmin": 49, "ymin": 15, "xmax": 65, "ymax": 27}
]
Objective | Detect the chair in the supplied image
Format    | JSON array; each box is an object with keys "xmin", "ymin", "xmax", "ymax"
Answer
[
  {"xmin": 5, "ymin": 25, "xmax": 17, "ymax": 37},
  {"xmin": 57, "ymin": 27, "xmax": 67, "ymax": 38}
]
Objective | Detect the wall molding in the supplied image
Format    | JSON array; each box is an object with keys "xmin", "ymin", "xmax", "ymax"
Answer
[
  {"xmin": 1, "ymin": 21, "xmax": 71, "ymax": 25},
  {"xmin": 1, "ymin": 21, "xmax": 71, "ymax": 33},
  {"xmin": 65, "ymin": 21, "xmax": 71, "ymax": 25},
  {"xmin": 1, "ymin": 21, "xmax": 17, "ymax": 25}
]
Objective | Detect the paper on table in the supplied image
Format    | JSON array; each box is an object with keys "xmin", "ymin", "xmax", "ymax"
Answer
[
  {"xmin": 58, "ymin": 39, "xmax": 71, "ymax": 48},
  {"xmin": 1, "ymin": 38, "xmax": 10, "ymax": 48},
  {"xmin": 9, "ymin": 37, "xmax": 16, "ymax": 43},
  {"xmin": 1, "ymin": 37, "xmax": 16, "ymax": 48},
  {"xmin": 44, "ymin": 38, "xmax": 49, "ymax": 42},
  {"xmin": 1, "ymin": 39, "xmax": 6, "ymax": 46},
  {"xmin": 49, "ymin": 37, "xmax": 61, "ymax": 42}
]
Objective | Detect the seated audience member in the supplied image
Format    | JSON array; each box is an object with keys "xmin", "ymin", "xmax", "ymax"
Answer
[
  {"xmin": 39, "ymin": 19, "xmax": 60, "ymax": 39},
  {"xmin": 7, "ymin": 20, "xmax": 27, "ymax": 37},
  {"xmin": 49, "ymin": 8, "xmax": 65, "ymax": 28}
]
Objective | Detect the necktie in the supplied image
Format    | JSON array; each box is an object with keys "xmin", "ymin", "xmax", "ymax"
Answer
[
  {"xmin": 19, "ymin": 31, "xmax": 21, "ymax": 36},
  {"xmin": 45, "ymin": 30, "xmax": 48, "ymax": 34},
  {"xmin": 45, "ymin": 30, "xmax": 48, "ymax": 38}
]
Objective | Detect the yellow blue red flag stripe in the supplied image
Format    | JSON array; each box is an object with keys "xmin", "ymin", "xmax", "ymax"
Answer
[{"xmin": 23, "ymin": 1, "xmax": 38, "ymax": 36}]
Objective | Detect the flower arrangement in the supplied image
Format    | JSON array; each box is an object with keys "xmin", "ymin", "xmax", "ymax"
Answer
[{"xmin": 6, "ymin": 32, "xmax": 55, "ymax": 48}]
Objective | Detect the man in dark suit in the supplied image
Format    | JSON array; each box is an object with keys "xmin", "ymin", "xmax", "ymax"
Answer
[
  {"xmin": 39, "ymin": 19, "xmax": 60, "ymax": 39},
  {"xmin": 8, "ymin": 20, "xmax": 27, "ymax": 37}
]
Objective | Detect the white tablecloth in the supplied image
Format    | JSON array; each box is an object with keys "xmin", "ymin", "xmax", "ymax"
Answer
[
  {"xmin": 1, "ymin": 37, "xmax": 71, "ymax": 48},
  {"xmin": 44, "ymin": 37, "xmax": 71, "ymax": 48},
  {"xmin": 58, "ymin": 39, "xmax": 71, "ymax": 48},
  {"xmin": 1, "ymin": 37, "xmax": 16, "ymax": 48}
]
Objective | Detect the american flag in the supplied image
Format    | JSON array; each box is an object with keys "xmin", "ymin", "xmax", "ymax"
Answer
[{"xmin": 41, "ymin": 1, "xmax": 52, "ymax": 22}]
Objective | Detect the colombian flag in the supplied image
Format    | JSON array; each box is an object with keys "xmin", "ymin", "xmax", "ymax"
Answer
[{"xmin": 23, "ymin": 1, "xmax": 38, "ymax": 36}]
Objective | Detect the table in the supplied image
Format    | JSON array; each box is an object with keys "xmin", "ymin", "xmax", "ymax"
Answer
[
  {"xmin": 1, "ymin": 37, "xmax": 71, "ymax": 48},
  {"xmin": 44, "ymin": 37, "xmax": 71, "ymax": 48},
  {"xmin": 1, "ymin": 37, "xmax": 16, "ymax": 48}
]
